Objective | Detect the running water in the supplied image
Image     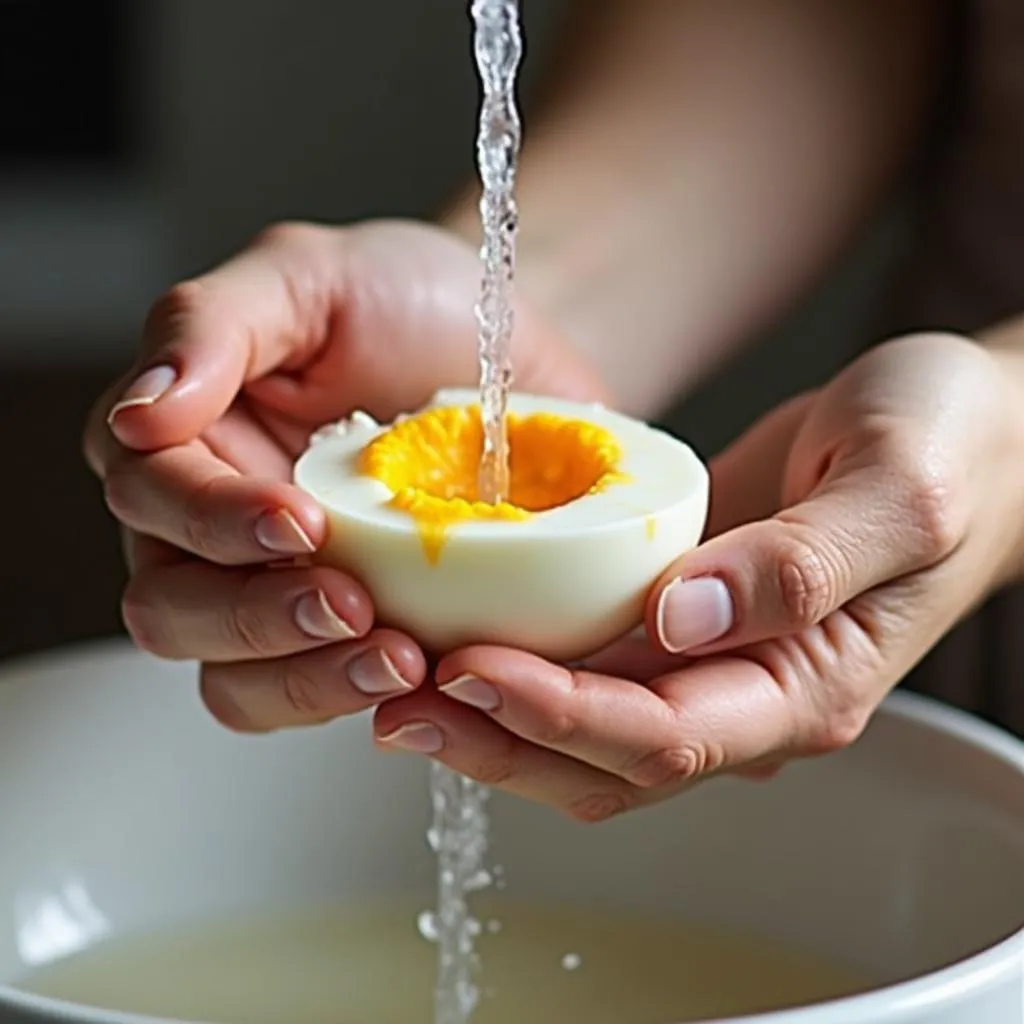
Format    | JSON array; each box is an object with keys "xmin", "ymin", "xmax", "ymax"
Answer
[
  {"xmin": 420, "ymin": 4, "xmax": 524, "ymax": 1023},
  {"xmin": 472, "ymin": 0, "xmax": 522, "ymax": 506},
  {"xmin": 422, "ymin": 764, "xmax": 492, "ymax": 1024}
]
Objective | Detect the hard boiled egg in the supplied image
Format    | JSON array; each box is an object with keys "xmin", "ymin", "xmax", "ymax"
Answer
[{"xmin": 294, "ymin": 389, "xmax": 709, "ymax": 662}]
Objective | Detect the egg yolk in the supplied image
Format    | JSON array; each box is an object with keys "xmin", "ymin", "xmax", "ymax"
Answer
[{"xmin": 359, "ymin": 404, "xmax": 624, "ymax": 562}]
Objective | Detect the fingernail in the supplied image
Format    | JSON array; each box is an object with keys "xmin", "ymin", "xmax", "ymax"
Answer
[
  {"xmin": 107, "ymin": 365, "xmax": 177, "ymax": 423},
  {"xmin": 656, "ymin": 576, "xmax": 734, "ymax": 653},
  {"xmin": 378, "ymin": 721, "xmax": 445, "ymax": 754},
  {"xmin": 439, "ymin": 674, "xmax": 501, "ymax": 711},
  {"xmin": 347, "ymin": 648, "xmax": 412, "ymax": 696},
  {"xmin": 255, "ymin": 509, "xmax": 317, "ymax": 555},
  {"xmin": 294, "ymin": 589, "xmax": 357, "ymax": 640}
]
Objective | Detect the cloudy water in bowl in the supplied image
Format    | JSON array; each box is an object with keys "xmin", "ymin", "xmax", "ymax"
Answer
[{"xmin": 15, "ymin": 899, "xmax": 872, "ymax": 1024}]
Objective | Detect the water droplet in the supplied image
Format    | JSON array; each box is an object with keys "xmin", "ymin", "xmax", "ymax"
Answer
[
  {"xmin": 417, "ymin": 911, "xmax": 440, "ymax": 942},
  {"xmin": 465, "ymin": 869, "xmax": 492, "ymax": 892}
]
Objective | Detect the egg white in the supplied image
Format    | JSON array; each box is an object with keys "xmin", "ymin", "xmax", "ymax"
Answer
[{"xmin": 294, "ymin": 389, "xmax": 709, "ymax": 661}]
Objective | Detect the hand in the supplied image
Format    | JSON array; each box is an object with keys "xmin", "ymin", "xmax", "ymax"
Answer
[
  {"xmin": 373, "ymin": 333, "xmax": 1024, "ymax": 821},
  {"xmin": 84, "ymin": 219, "xmax": 607, "ymax": 730}
]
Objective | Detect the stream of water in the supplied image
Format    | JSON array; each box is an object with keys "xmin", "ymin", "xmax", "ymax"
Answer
[
  {"xmin": 420, "ymin": 4, "xmax": 523, "ymax": 1024},
  {"xmin": 472, "ymin": 0, "xmax": 522, "ymax": 507}
]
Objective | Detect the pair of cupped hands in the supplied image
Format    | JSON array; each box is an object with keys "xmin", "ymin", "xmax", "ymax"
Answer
[{"xmin": 85, "ymin": 221, "xmax": 1023, "ymax": 823}]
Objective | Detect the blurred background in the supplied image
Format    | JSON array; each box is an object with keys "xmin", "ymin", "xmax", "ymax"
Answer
[{"xmin": 0, "ymin": 0, "xmax": 902, "ymax": 661}]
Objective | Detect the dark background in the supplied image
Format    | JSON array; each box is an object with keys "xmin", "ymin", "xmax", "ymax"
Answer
[
  {"xmin": 0, "ymin": 0, "xmax": 890, "ymax": 662},
  {"xmin": 2, "ymin": 0, "xmax": 138, "ymax": 658}
]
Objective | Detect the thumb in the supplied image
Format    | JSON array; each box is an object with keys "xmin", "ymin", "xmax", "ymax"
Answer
[
  {"xmin": 646, "ymin": 442, "xmax": 960, "ymax": 655},
  {"xmin": 106, "ymin": 224, "xmax": 338, "ymax": 452}
]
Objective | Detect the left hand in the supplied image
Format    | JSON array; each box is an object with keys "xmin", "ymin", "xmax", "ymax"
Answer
[{"xmin": 374, "ymin": 333, "xmax": 1024, "ymax": 821}]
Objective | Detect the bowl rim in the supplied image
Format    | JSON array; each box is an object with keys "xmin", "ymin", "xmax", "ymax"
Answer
[
  {"xmin": 0, "ymin": 643, "xmax": 1021, "ymax": 1024},
  {"xmin": 725, "ymin": 689, "xmax": 1024, "ymax": 1024}
]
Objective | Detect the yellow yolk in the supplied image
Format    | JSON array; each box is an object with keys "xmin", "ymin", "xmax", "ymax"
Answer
[{"xmin": 358, "ymin": 404, "xmax": 625, "ymax": 563}]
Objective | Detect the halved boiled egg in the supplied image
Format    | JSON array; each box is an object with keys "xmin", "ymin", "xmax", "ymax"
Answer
[{"xmin": 294, "ymin": 388, "xmax": 709, "ymax": 662}]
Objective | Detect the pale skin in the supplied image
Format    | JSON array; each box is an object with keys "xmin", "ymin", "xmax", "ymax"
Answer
[{"xmin": 85, "ymin": 0, "xmax": 1024, "ymax": 821}]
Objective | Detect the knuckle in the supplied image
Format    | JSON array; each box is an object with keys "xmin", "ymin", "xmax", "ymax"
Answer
[
  {"xmin": 145, "ymin": 280, "xmax": 206, "ymax": 339},
  {"xmin": 622, "ymin": 744, "xmax": 704, "ymax": 789},
  {"xmin": 531, "ymin": 710, "xmax": 579, "ymax": 748},
  {"xmin": 775, "ymin": 535, "xmax": 835, "ymax": 629},
  {"xmin": 277, "ymin": 662, "xmax": 327, "ymax": 717},
  {"xmin": 120, "ymin": 576, "xmax": 171, "ymax": 657},
  {"xmin": 809, "ymin": 705, "xmax": 869, "ymax": 755},
  {"xmin": 180, "ymin": 477, "xmax": 223, "ymax": 559},
  {"xmin": 229, "ymin": 603, "xmax": 278, "ymax": 659},
  {"xmin": 902, "ymin": 464, "xmax": 963, "ymax": 564},
  {"xmin": 102, "ymin": 465, "xmax": 138, "ymax": 524},
  {"xmin": 181, "ymin": 515, "xmax": 219, "ymax": 560},
  {"xmin": 467, "ymin": 754, "xmax": 517, "ymax": 787},
  {"xmin": 565, "ymin": 790, "xmax": 638, "ymax": 825},
  {"xmin": 877, "ymin": 429, "xmax": 965, "ymax": 564},
  {"xmin": 253, "ymin": 220, "xmax": 324, "ymax": 253}
]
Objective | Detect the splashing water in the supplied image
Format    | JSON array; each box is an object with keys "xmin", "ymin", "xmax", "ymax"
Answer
[
  {"xmin": 472, "ymin": 0, "xmax": 522, "ymax": 506},
  {"xmin": 420, "ymin": 5, "xmax": 523, "ymax": 1023},
  {"xmin": 423, "ymin": 763, "xmax": 493, "ymax": 1024}
]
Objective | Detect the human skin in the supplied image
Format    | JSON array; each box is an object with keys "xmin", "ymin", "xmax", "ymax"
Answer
[
  {"xmin": 375, "ymin": 330, "xmax": 1024, "ymax": 819},
  {"xmin": 84, "ymin": 0, "xmax": 1024, "ymax": 820},
  {"xmin": 85, "ymin": 221, "xmax": 607, "ymax": 729},
  {"xmin": 446, "ymin": 0, "xmax": 948, "ymax": 416}
]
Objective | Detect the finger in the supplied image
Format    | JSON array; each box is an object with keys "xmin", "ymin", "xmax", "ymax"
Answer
[
  {"xmin": 103, "ymin": 223, "xmax": 340, "ymax": 452},
  {"xmin": 647, "ymin": 431, "xmax": 963, "ymax": 655},
  {"xmin": 435, "ymin": 645, "xmax": 801, "ymax": 787},
  {"xmin": 436, "ymin": 648, "xmax": 685, "ymax": 787},
  {"xmin": 579, "ymin": 629, "xmax": 686, "ymax": 682},
  {"xmin": 123, "ymin": 563, "xmax": 373, "ymax": 662},
  {"xmin": 373, "ymin": 687, "xmax": 643, "ymax": 823},
  {"xmin": 103, "ymin": 442, "xmax": 324, "ymax": 564},
  {"xmin": 84, "ymin": 371, "xmax": 136, "ymax": 477},
  {"xmin": 90, "ymin": 389, "xmax": 296, "ymax": 490},
  {"xmin": 200, "ymin": 629, "xmax": 426, "ymax": 732}
]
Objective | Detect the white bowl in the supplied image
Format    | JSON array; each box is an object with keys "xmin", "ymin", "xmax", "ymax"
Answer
[{"xmin": 0, "ymin": 639, "xmax": 1022, "ymax": 1023}]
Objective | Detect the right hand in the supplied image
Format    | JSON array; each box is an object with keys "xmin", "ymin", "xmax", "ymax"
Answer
[{"xmin": 83, "ymin": 219, "xmax": 608, "ymax": 733}]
